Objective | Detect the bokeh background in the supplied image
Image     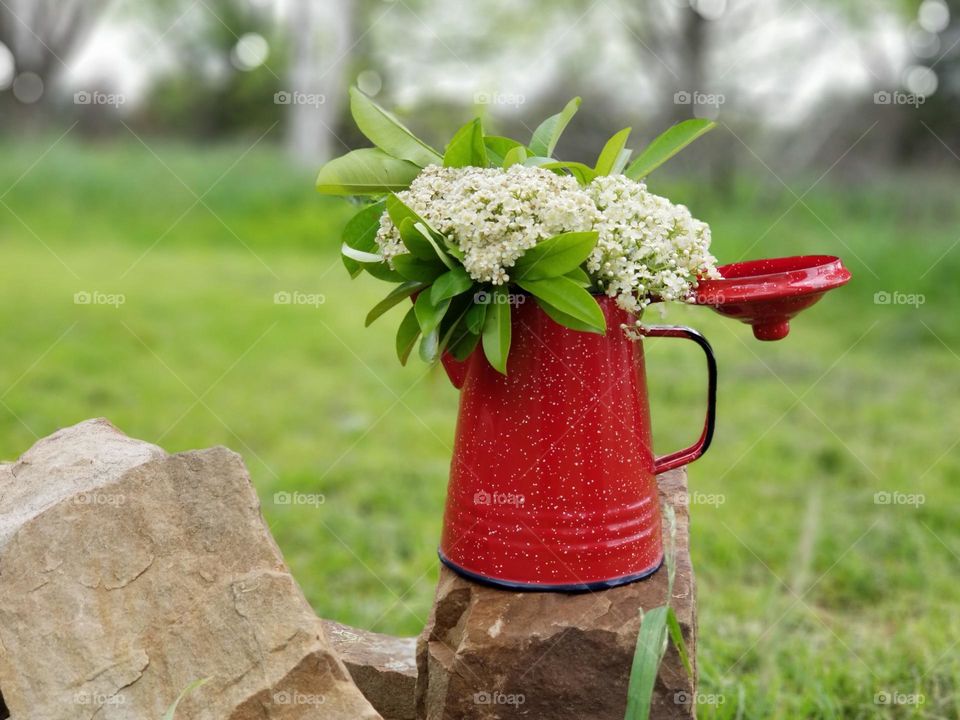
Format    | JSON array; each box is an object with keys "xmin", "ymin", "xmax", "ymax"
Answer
[{"xmin": 1, "ymin": 0, "xmax": 958, "ymax": 717}]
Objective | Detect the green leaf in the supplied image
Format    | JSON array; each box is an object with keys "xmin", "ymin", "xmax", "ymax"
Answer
[
  {"xmin": 444, "ymin": 118, "xmax": 488, "ymax": 168},
  {"xmin": 449, "ymin": 328, "xmax": 480, "ymax": 361},
  {"xmin": 666, "ymin": 607, "xmax": 693, "ymax": 678},
  {"xmin": 365, "ymin": 281, "xmax": 426, "ymax": 327},
  {"xmin": 419, "ymin": 328, "xmax": 440, "ymax": 363},
  {"xmin": 522, "ymin": 156, "xmax": 556, "ymax": 168},
  {"xmin": 442, "ymin": 237, "xmax": 465, "ymax": 261},
  {"xmin": 431, "ymin": 267, "xmax": 474, "ymax": 304},
  {"xmin": 438, "ymin": 300, "xmax": 473, "ymax": 357},
  {"xmin": 163, "ymin": 678, "xmax": 210, "ymax": 720},
  {"xmin": 396, "ymin": 306, "xmax": 420, "ymax": 365},
  {"xmin": 393, "ymin": 254, "xmax": 446, "ymax": 282},
  {"xmin": 483, "ymin": 135, "xmax": 523, "ymax": 166},
  {"xmin": 414, "ymin": 222, "xmax": 456, "ymax": 269},
  {"xmin": 532, "ymin": 296, "xmax": 602, "ymax": 333},
  {"xmin": 316, "ymin": 148, "xmax": 421, "ymax": 195},
  {"xmin": 624, "ymin": 606, "xmax": 669, "ymax": 720},
  {"xmin": 398, "ymin": 217, "xmax": 435, "ymax": 260},
  {"xmin": 537, "ymin": 160, "xmax": 597, "ymax": 185},
  {"xmin": 481, "ymin": 287, "xmax": 512, "ymax": 375},
  {"xmin": 611, "ymin": 147, "xmax": 633, "ymax": 175},
  {"xmin": 359, "ymin": 261, "xmax": 404, "ymax": 283},
  {"xmin": 528, "ymin": 97, "xmax": 581, "ymax": 157},
  {"xmin": 565, "ymin": 266, "xmax": 592, "ymax": 288},
  {"xmin": 349, "ymin": 87, "xmax": 442, "ymax": 167},
  {"xmin": 512, "ymin": 231, "xmax": 599, "ymax": 280},
  {"xmin": 465, "ymin": 301, "xmax": 487, "ymax": 334},
  {"xmin": 341, "ymin": 201, "xmax": 386, "ymax": 277},
  {"xmin": 625, "ymin": 119, "xmax": 716, "ymax": 180},
  {"xmin": 414, "ymin": 290, "xmax": 451, "ymax": 335},
  {"xmin": 502, "ymin": 145, "xmax": 527, "ymax": 168},
  {"xmin": 386, "ymin": 194, "xmax": 423, "ymax": 234},
  {"xmin": 594, "ymin": 127, "xmax": 632, "ymax": 175},
  {"xmin": 515, "ymin": 276, "xmax": 606, "ymax": 334}
]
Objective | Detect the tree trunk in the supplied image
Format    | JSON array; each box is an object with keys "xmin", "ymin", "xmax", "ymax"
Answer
[{"xmin": 285, "ymin": 0, "xmax": 354, "ymax": 168}]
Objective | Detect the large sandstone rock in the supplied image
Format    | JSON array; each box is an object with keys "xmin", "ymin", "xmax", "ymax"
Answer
[
  {"xmin": 0, "ymin": 419, "xmax": 381, "ymax": 720},
  {"xmin": 416, "ymin": 469, "xmax": 696, "ymax": 720}
]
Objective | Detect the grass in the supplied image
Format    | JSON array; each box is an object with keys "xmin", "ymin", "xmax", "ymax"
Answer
[{"xmin": 1, "ymin": 137, "xmax": 958, "ymax": 718}]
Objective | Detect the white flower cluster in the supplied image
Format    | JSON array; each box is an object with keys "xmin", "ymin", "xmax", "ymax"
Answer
[
  {"xmin": 586, "ymin": 175, "xmax": 719, "ymax": 313},
  {"xmin": 375, "ymin": 165, "xmax": 718, "ymax": 313},
  {"xmin": 376, "ymin": 165, "xmax": 597, "ymax": 285}
]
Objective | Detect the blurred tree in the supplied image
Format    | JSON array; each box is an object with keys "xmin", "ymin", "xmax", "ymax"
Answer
[
  {"xmin": 285, "ymin": 0, "xmax": 353, "ymax": 166},
  {"xmin": 0, "ymin": 0, "xmax": 111, "ymax": 124},
  {"xmin": 901, "ymin": 0, "xmax": 960, "ymax": 160},
  {"xmin": 137, "ymin": 0, "xmax": 285, "ymax": 138}
]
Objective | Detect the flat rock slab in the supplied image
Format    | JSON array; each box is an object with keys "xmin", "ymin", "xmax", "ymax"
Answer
[
  {"xmin": 0, "ymin": 419, "xmax": 382, "ymax": 720},
  {"xmin": 416, "ymin": 468, "xmax": 696, "ymax": 720},
  {"xmin": 323, "ymin": 621, "xmax": 417, "ymax": 720}
]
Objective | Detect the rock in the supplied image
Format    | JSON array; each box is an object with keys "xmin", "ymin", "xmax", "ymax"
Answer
[
  {"xmin": 323, "ymin": 621, "xmax": 417, "ymax": 720},
  {"xmin": 416, "ymin": 468, "xmax": 696, "ymax": 720},
  {"xmin": 0, "ymin": 419, "xmax": 382, "ymax": 720}
]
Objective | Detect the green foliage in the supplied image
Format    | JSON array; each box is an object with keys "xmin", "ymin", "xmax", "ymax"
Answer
[
  {"xmin": 443, "ymin": 118, "xmax": 488, "ymax": 168},
  {"xmin": 163, "ymin": 678, "xmax": 210, "ymax": 720},
  {"xmin": 511, "ymin": 231, "xmax": 599, "ymax": 280},
  {"xmin": 514, "ymin": 276, "xmax": 606, "ymax": 334},
  {"xmin": 625, "ymin": 119, "xmax": 717, "ymax": 180},
  {"xmin": 315, "ymin": 149, "xmax": 422, "ymax": 195},
  {"xmin": 366, "ymin": 281, "xmax": 425, "ymax": 326},
  {"xmin": 625, "ymin": 507, "xmax": 691, "ymax": 720},
  {"xmin": 349, "ymin": 87, "xmax": 442, "ymax": 167},
  {"xmin": 323, "ymin": 92, "xmax": 718, "ymax": 374},
  {"xmin": 481, "ymin": 287, "xmax": 512, "ymax": 374},
  {"xmin": 528, "ymin": 96, "xmax": 581, "ymax": 157},
  {"xmin": 595, "ymin": 127, "xmax": 632, "ymax": 175}
]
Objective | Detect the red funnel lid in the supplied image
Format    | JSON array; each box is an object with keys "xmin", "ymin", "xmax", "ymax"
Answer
[{"xmin": 694, "ymin": 255, "xmax": 851, "ymax": 340}]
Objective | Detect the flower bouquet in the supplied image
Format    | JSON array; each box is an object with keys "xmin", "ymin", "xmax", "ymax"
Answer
[{"xmin": 316, "ymin": 90, "xmax": 719, "ymax": 374}]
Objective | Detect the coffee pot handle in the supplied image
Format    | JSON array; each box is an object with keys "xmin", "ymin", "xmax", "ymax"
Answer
[{"xmin": 641, "ymin": 325, "xmax": 718, "ymax": 474}]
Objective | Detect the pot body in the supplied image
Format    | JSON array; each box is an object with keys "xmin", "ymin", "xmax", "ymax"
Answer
[{"xmin": 440, "ymin": 296, "xmax": 670, "ymax": 590}]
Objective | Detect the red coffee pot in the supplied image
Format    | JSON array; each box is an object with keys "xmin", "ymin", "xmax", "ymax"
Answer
[
  {"xmin": 438, "ymin": 296, "xmax": 716, "ymax": 591},
  {"xmin": 435, "ymin": 255, "xmax": 851, "ymax": 590}
]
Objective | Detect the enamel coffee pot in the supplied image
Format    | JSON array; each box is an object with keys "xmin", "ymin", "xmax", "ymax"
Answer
[
  {"xmin": 436, "ymin": 255, "xmax": 850, "ymax": 591},
  {"xmin": 438, "ymin": 296, "xmax": 716, "ymax": 590}
]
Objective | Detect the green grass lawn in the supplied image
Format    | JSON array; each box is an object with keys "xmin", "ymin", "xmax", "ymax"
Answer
[{"xmin": 1, "ymin": 137, "xmax": 958, "ymax": 719}]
